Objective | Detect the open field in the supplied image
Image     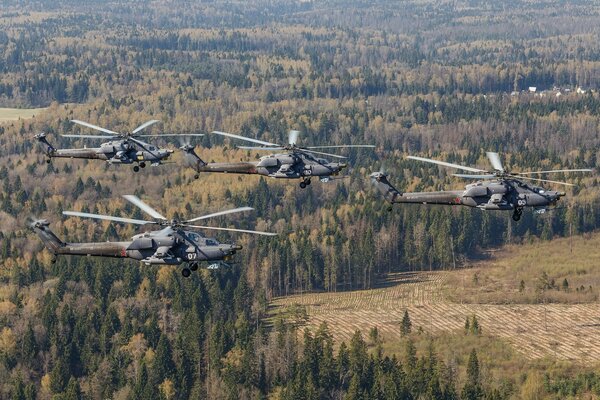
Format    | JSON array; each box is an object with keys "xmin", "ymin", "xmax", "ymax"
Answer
[
  {"xmin": 271, "ymin": 233, "xmax": 600, "ymax": 362},
  {"xmin": 0, "ymin": 107, "xmax": 47, "ymax": 121}
]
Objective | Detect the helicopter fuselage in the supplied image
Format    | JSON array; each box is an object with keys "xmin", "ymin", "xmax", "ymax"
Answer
[
  {"xmin": 37, "ymin": 134, "xmax": 173, "ymax": 166},
  {"xmin": 33, "ymin": 221, "xmax": 241, "ymax": 266},
  {"xmin": 187, "ymin": 149, "xmax": 347, "ymax": 182},
  {"xmin": 372, "ymin": 173, "xmax": 564, "ymax": 219}
]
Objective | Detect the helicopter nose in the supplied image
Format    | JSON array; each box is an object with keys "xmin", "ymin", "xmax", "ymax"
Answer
[
  {"xmin": 232, "ymin": 244, "xmax": 243, "ymax": 251},
  {"xmin": 339, "ymin": 163, "xmax": 347, "ymax": 169}
]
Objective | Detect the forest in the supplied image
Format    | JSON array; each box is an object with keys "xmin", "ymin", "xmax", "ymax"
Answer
[{"xmin": 1, "ymin": 0, "xmax": 600, "ymax": 398}]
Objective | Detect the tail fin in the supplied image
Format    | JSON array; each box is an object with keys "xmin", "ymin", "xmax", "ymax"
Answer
[
  {"xmin": 34, "ymin": 133, "xmax": 56, "ymax": 155},
  {"xmin": 31, "ymin": 219, "xmax": 64, "ymax": 254},
  {"xmin": 180, "ymin": 145, "xmax": 206, "ymax": 173},
  {"xmin": 370, "ymin": 172, "xmax": 402, "ymax": 203}
]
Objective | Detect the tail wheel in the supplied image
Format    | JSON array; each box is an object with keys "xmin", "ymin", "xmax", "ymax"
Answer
[
  {"xmin": 140, "ymin": 162, "xmax": 146, "ymax": 168},
  {"xmin": 190, "ymin": 263, "xmax": 199, "ymax": 272},
  {"xmin": 299, "ymin": 181, "xmax": 307, "ymax": 189},
  {"xmin": 181, "ymin": 267, "xmax": 191, "ymax": 277}
]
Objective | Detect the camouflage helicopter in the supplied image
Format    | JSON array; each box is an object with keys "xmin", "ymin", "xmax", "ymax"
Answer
[
  {"xmin": 181, "ymin": 129, "xmax": 375, "ymax": 188},
  {"xmin": 32, "ymin": 195, "xmax": 276, "ymax": 276},
  {"xmin": 371, "ymin": 152, "xmax": 592, "ymax": 221},
  {"xmin": 35, "ymin": 119, "xmax": 203, "ymax": 172}
]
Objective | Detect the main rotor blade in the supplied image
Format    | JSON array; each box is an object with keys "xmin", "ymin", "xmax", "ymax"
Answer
[
  {"xmin": 185, "ymin": 206, "xmax": 254, "ymax": 223},
  {"xmin": 63, "ymin": 211, "xmax": 155, "ymax": 225},
  {"xmin": 237, "ymin": 146, "xmax": 285, "ymax": 151},
  {"xmin": 486, "ymin": 152, "xmax": 504, "ymax": 172},
  {"xmin": 61, "ymin": 134, "xmax": 116, "ymax": 139},
  {"xmin": 289, "ymin": 130, "xmax": 300, "ymax": 146},
  {"xmin": 453, "ymin": 174, "xmax": 496, "ymax": 179},
  {"xmin": 407, "ymin": 155, "xmax": 487, "ymax": 173},
  {"xmin": 516, "ymin": 169, "xmax": 593, "ymax": 175},
  {"xmin": 127, "ymin": 137, "xmax": 161, "ymax": 159},
  {"xmin": 184, "ymin": 224, "xmax": 277, "ymax": 236},
  {"xmin": 71, "ymin": 120, "xmax": 119, "ymax": 135},
  {"xmin": 211, "ymin": 130, "xmax": 279, "ymax": 147},
  {"xmin": 305, "ymin": 145, "xmax": 376, "ymax": 149},
  {"xmin": 122, "ymin": 195, "xmax": 166, "ymax": 220},
  {"xmin": 132, "ymin": 120, "xmax": 160, "ymax": 134},
  {"xmin": 300, "ymin": 148, "xmax": 347, "ymax": 159},
  {"xmin": 135, "ymin": 134, "xmax": 205, "ymax": 137},
  {"xmin": 507, "ymin": 174, "xmax": 575, "ymax": 187}
]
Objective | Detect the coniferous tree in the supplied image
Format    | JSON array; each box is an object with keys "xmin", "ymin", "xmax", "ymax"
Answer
[
  {"xmin": 401, "ymin": 310, "xmax": 412, "ymax": 336},
  {"xmin": 461, "ymin": 349, "xmax": 483, "ymax": 400}
]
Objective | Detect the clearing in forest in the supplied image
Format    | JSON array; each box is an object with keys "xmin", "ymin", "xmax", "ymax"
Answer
[
  {"xmin": 271, "ymin": 234, "xmax": 600, "ymax": 361},
  {"xmin": 0, "ymin": 107, "xmax": 47, "ymax": 121}
]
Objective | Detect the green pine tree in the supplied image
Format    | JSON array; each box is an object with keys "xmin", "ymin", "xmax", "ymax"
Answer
[{"xmin": 401, "ymin": 310, "xmax": 412, "ymax": 336}]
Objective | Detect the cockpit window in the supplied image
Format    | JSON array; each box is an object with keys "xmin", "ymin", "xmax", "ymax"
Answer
[
  {"xmin": 206, "ymin": 239, "xmax": 218, "ymax": 246},
  {"xmin": 149, "ymin": 146, "xmax": 156, "ymax": 151},
  {"xmin": 188, "ymin": 233, "xmax": 199, "ymax": 243}
]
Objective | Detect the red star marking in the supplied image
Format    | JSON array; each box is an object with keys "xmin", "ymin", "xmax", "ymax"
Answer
[{"xmin": 121, "ymin": 249, "xmax": 126, "ymax": 257}]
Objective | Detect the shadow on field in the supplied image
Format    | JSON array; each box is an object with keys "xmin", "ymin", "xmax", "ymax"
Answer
[{"xmin": 373, "ymin": 271, "xmax": 433, "ymax": 289}]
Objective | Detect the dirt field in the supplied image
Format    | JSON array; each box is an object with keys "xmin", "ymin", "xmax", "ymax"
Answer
[
  {"xmin": 0, "ymin": 107, "xmax": 47, "ymax": 121},
  {"xmin": 271, "ymin": 270, "xmax": 600, "ymax": 361}
]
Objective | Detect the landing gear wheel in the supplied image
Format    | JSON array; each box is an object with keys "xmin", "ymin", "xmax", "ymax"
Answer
[
  {"xmin": 133, "ymin": 166, "xmax": 140, "ymax": 172},
  {"xmin": 139, "ymin": 162, "xmax": 146, "ymax": 168},
  {"xmin": 190, "ymin": 263, "xmax": 199, "ymax": 272},
  {"xmin": 299, "ymin": 181, "xmax": 307, "ymax": 189},
  {"xmin": 46, "ymin": 159, "xmax": 51, "ymax": 164},
  {"xmin": 181, "ymin": 268, "xmax": 191, "ymax": 277},
  {"xmin": 194, "ymin": 174, "xmax": 199, "ymax": 179},
  {"xmin": 512, "ymin": 208, "xmax": 523, "ymax": 221},
  {"xmin": 305, "ymin": 179, "xmax": 311, "ymax": 185},
  {"xmin": 51, "ymin": 257, "xmax": 57, "ymax": 264}
]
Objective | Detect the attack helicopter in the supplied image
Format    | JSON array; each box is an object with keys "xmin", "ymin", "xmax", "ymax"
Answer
[
  {"xmin": 181, "ymin": 129, "xmax": 375, "ymax": 188},
  {"xmin": 371, "ymin": 152, "xmax": 592, "ymax": 221},
  {"xmin": 35, "ymin": 119, "xmax": 203, "ymax": 172},
  {"xmin": 32, "ymin": 195, "xmax": 276, "ymax": 277}
]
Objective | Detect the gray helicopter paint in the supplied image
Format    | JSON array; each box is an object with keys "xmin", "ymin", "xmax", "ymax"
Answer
[
  {"xmin": 32, "ymin": 220, "xmax": 240, "ymax": 266},
  {"xmin": 183, "ymin": 146, "xmax": 346, "ymax": 180},
  {"xmin": 36, "ymin": 133, "xmax": 173, "ymax": 166},
  {"xmin": 371, "ymin": 173, "xmax": 564, "ymax": 212}
]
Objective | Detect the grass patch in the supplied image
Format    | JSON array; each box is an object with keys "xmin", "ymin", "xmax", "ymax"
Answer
[{"xmin": 0, "ymin": 107, "xmax": 47, "ymax": 121}]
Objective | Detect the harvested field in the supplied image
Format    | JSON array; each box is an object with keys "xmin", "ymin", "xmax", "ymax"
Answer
[{"xmin": 271, "ymin": 271, "xmax": 600, "ymax": 361}]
